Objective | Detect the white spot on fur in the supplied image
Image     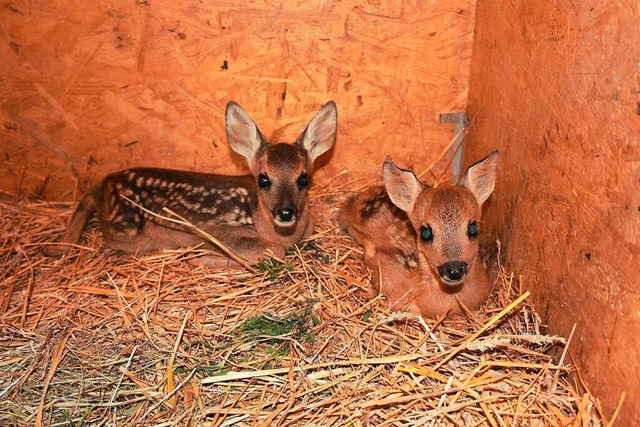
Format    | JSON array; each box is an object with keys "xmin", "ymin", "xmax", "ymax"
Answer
[
  {"xmin": 108, "ymin": 207, "xmax": 119, "ymax": 221},
  {"xmin": 238, "ymin": 215, "xmax": 254, "ymax": 225}
]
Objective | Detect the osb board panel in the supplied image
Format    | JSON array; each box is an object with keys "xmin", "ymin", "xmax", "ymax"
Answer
[
  {"xmin": 0, "ymin": 0, "xmax": 475, "ymax": 200},
  {"xmin": 466, "ymin": 0, "xmax": 640, "ymax": 423}
]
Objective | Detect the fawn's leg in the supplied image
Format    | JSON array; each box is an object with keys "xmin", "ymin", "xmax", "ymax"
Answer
[{"xmin": 44, "ymin": 188, "xmax": 100, "ymax": 257}]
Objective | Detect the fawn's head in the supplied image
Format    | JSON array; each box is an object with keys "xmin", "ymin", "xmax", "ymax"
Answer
[
  {"xmin": 383, "ymin": 151, "xmax": 499, "ymax": 287},
  {"xmin": 225, "ymin": 101, "xmax": 337, "ymax": 228}
]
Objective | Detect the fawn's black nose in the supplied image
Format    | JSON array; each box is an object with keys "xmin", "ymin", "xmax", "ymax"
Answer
[
  {"xmin": 437, "ymin": 261, "xmax": 468, "ymax": 284},
  {"xmin": 275, "ymin": 207, "xmax": 296, "ymax": 223}
]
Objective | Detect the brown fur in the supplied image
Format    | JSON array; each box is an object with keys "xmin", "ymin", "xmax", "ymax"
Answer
[
  {"xmin": 339, "ymin": 151, "xmax": 499, "ymax": 317},
  {"xmin": 45, "ymin": 101, "xmax": 337, "ymax": 267}
]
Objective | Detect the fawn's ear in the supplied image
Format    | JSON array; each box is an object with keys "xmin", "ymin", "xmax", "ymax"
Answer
[
  {"xmin": 383, "ymin": 160, "xmax": 422, "ymax": 213},
  {"xmin": 462, "ymin": 150, "xmax": 499, "ymax": 206},
  {"xmin": 226, "ymin": 101, "xmax": 266, "ymax": 162},
  {"xmin": 297, "ymin": 101, "xmax": 337, "ymax": 163}
]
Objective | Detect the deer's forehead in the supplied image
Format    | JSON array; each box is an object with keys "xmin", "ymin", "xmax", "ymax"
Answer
[
  {"xmin": 255, "ymin": 144, "xmax": 308, "ymax": 171},
  {"xmin": 417, "ymin": 186, "xmax": 479, "ymax": 223}
]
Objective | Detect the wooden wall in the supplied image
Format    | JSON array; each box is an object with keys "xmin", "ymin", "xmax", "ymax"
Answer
[
  {"xmin": 3, "ymin": 0, "xmax": 640, "ymax": 420},
  {"xmin": 0, "ymin": 0, "xmax": 476, "ymax": 199},
  {"xmin": 466, "ymin": 0, "xmax": 640, "ymax": 423}
]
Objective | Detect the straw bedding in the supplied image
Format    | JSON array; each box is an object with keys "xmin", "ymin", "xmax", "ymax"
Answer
[{"xmin": 0, "ymin": 180, "xmax": 609, "ymax": 426}]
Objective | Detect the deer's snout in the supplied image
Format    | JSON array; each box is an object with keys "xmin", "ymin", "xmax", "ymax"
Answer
[
  {"xmin": 437, "ymin": 261, "xmax": 468, "ymax": 285},
  {"xmin": 273, "ymin": 206, "xmax": 297, "ymax": 226}
]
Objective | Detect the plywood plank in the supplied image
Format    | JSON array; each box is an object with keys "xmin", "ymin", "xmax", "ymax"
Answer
[
  {"xmin": 0, "ymin": 0, "xmax": 476, "ymax": 199},
  {"xmin": 466, "ymin": 0, "xmax": 640, "ymax": 423}
]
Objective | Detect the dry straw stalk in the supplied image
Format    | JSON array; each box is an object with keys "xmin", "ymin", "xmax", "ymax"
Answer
[{"xmin": 0, "ymin": 179, "xmax": 607, "ymax": 426}]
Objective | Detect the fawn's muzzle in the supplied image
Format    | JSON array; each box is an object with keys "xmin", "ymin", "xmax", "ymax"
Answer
[
  {"xmin": 437, "ymin": 261, "xmax": 468, "ymax": 285},
  {"xmin": 273, "ymin": 207, "xmax": 297, "ymax": 225}
]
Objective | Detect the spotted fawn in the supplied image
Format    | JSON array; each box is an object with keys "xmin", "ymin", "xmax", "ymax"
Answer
[
  {"xmin": 339, "ymin": 151, "xmax": 499, "ymax": 317},
  {"xmin": 45, "ymin": 101, "xmax": 337, "ymax": 266}
]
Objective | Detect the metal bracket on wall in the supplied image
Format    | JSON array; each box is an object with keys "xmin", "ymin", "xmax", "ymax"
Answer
[{"xmin": 439, "ymin": 111, "xmax": 469, "ymax": 184}]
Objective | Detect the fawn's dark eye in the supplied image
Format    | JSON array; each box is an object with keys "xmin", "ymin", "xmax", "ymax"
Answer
[
  {"xmin": 419, "ymin": 225, "xmax": 434, "ymax": 243},
  {"xmin": 297, "ymin": 172, "xmax": 310, "ymax": 189},
  {"xmin": 257, "ymin": 173, "xmax": 271, "ymax": 189},
  {"xmin": 468, "ymin": 221, "xmax": 478, "ymax": 238}
]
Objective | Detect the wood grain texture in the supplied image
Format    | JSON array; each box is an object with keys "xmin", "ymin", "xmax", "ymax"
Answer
[
  {"xmin": 466, "ymin": 0, "xmax": 640, "ymax": 423},
  {"xmin": 0, "ymin": 0, "xmax": 476, "ymax": 199}
]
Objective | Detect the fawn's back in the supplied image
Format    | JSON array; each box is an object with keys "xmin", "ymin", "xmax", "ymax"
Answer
[
  {"xmin": 45, "ymin": 101, "xmax": 337, "ymax": 267},
  {"xmin": 340, "ymin": 151, "xmax": 499, "ymax": 316}
]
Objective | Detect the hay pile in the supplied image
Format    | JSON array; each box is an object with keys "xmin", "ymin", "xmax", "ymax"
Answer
[{"xmin": 1, "ymin": 180, "xmax": 609, "ymax": 426}]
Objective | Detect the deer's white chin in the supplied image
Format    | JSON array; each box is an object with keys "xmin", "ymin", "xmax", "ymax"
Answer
[
  {"xmin": 440, "ymin": 276, "xmax": 465, "ymax": 287},
  {"xmin": 274, "ymin": 218, "xmax": 297, "ymax": 228}
]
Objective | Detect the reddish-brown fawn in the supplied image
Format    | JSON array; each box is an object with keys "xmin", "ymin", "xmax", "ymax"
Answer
[
  {"xmin": 45, "ymin": 101, "xmax": 337, "ymax": 267},
  {"xmin": 339, "ymin": 151, "xmax": 499, "ymax": 317}
]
